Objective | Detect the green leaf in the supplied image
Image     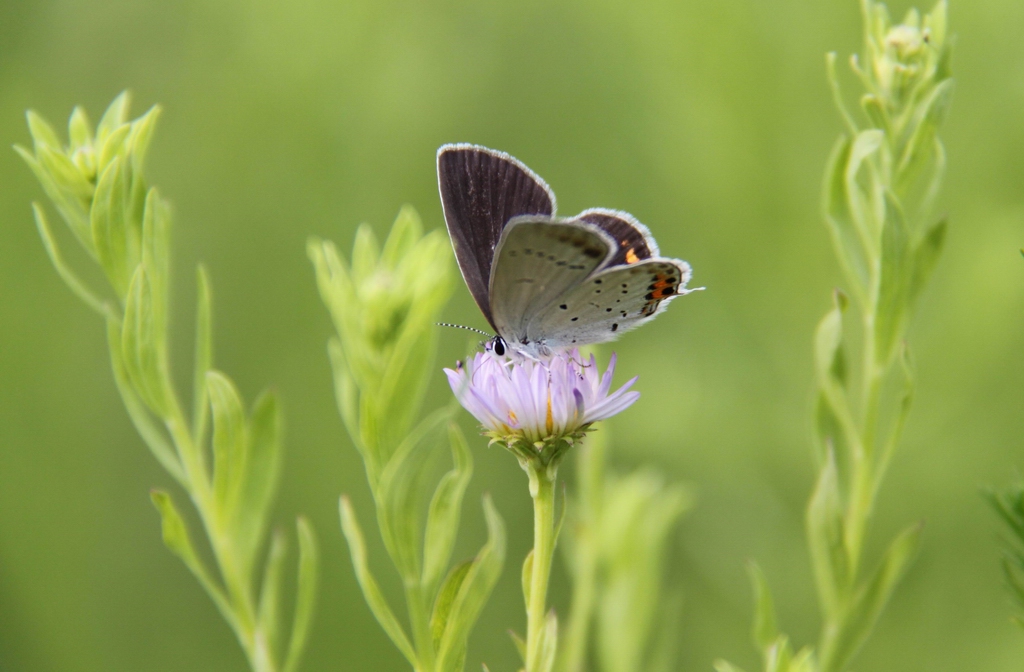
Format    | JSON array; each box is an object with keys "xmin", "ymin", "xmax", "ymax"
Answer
[
  {"xmin": 283, "ymin": 517, "xmax": 319, "ymax": 672},
  {"xmin": 713, "ymin": 661, "xmax": 747, "ymax": 672},
  {"xmin": 509, "ymin": 629, "xmax": 527, "ymax": 664},
  {"xmin": 37, "ymin": 144, "xmax": 94, "ymax": 202},
  {"xmin": 26, "ymin": 110, "xmax": 62, "ymax": 150},
  {"xmin": 423, "ymin": 423, "xmax": 474, "ymax": 596},
  {"xmin": 97, "ymin": 91, "xmax": 131, "ymax": 145},
  {"xmin": 150, "ymin": 490, "xmax": 233, "ymax": 624},
  {"xmin": 822, "ymin": 136, "xmax": 870, "ymax": 296},
  {"xmin": 92, "ymin": 156, "xmax": 133, "ymax": 297},
  {"xmin": 128, "ymin": 105, "xmax": 162, "ymax": 176},
  {"xmin": 874, "ymin": 194, "xmax": 912, "ymax": 367},
  {"xmin": 106, "ymin": 316, "xmax": 186, "ymax": 486},
  {"xmin": 68, "ymin": 106, "xmax": 93, "ymax": 150},
  {"xmin": 521, "ymin": 549, "xmax": 534, "ymax": 610},
  {"xmin": 350, "ymin": 223, "xmax": 381, "ymax": 285},
  {"xmin": 193, "ymin": 266, "xmax": 213, "ymax": 446},
  {"xmin": 908, "ymin": 217, "xmax": 946, "ymax": 308},
  {"xmin": 377, "ymin": 408, "xmax": 451, "ymax": 583},
  {"xmin": 208, "ymin": 370, "xmax": 248, "ymax": 520},
  {"xmin": 845, "ymin": 130, "xmax": 884, "ymax": 244},
  {"xmin": 141, "ymin": 188, "xmax": 171, "ymax": 299},
  {"xmin": 339, "ymin": 496, "xmax": 418, "ymax": 667},
  {"xmin": 257, "ymin": 529, "xmax": 288, "ymax": 663},
  {"xmin": 806, "ymin": 449, "xmax": 848, "ymax": 619},
  {"xmin": 31, "ymin": 204, "xmax": 108, "ymax": 315},
  {"xmin": 381, "ymin": 205, "xmax": 424, "ymax": 268},
  {"xmin": 748, "ymin": 562, "xmax": 778, "ymax": 653},
  {"xmin": 536, "ymin": 610, "xmax": 558, "ymax": 672},
  {"xmin": 435, "ymin": 495, "xmax": 506, "ymax": 672},
  {"xmin": 896, "ymin": 79, "xmax": 954, "ymax": 191},
  {"xmin": 822, "ymin": 522, "xmax": 923, "ymax": 672},
  {"xmin": 430, "ymin": 560, "xmax": 473, "ymax": 649},
  {"xmin": 16, "ymin": 144, "xmax": 93, "ymax": 253},
  {"xmin": 122, "ymin": 265, "xmax": 171, "ymax": 415},
  {"xmin": 98, "ymin": 123, "xmax": 131, "ymax": 175},
  {"xmin": 236, "ymin": 390, "xmax": 284, "ymax": 564}
]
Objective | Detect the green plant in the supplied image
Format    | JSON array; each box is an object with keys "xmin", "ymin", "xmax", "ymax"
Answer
[
  {"xmin": 717, "ymin": 2, "xmax": 953, "ymax": 670},
  {"xmin": 309, "ymin": 208, "xmax": 506, "ymax": 672},
  {"xmin": 16, "ymin": 93, "xmax": 318, "ymax": 672}
]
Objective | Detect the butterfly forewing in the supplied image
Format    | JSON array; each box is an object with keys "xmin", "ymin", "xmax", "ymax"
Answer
[
  {"xmin": 489, "ymin": 217, "xmax": 615, "ymax": 346},
  {"xmin": 525, "ymin": 257, "xmax": 693, "ymax": 350},
  {"xmin": 437, "ymin": 144, "xmax": 556, "ymax": 328}
]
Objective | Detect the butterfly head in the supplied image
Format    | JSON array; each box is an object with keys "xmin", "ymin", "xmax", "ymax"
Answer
[{"xmin": 486, "ymin": 335, "xmax": 508, "ymax": 357}]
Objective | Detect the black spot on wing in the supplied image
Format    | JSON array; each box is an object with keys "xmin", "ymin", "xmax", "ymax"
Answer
[
  {"xmin": 578, "ymin": 210, "xmax": 655, "ymax": 266},
  {"xmin": 438, "ymin": 146, "xmax": 554, "ymax": 326}
]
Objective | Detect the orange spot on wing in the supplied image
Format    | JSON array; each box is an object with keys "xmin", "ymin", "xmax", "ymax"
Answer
[{"xmin": 625, "ymin": 247, "xmax": 639, "ymax": 264}]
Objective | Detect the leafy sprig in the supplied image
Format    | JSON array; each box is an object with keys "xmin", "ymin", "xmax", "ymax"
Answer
[
  {"xmin": 309, "ymin": 208, "xmax": 506, "ymax": 672},
  {"xmin": 17, "ymin": 93, "xmax": 319, "ymax": 672},
  {"xmin": 717, "ymin": 2, "xmax": 952, "ymax": 671}
]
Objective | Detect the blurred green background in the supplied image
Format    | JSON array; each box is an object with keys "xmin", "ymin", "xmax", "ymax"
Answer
[{"xmin": 1, "ymin": 0, "xmax": 1023, "ymax": 670}]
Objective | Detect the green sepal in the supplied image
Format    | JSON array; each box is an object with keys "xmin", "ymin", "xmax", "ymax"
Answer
[
  {"xmin": 283, "ymin": 516, "xmax": 319, "ymax": 672},
  {"xmin": 422, "ymin": 422, "xmax": 474, "ymax": 596},
  {"xmin": 339, "ymin": 496, "xmax": 418, "ymax": 667},
  {"xmin": 435, "ymin": 495, "xmax": 507, "ymax": 672}
]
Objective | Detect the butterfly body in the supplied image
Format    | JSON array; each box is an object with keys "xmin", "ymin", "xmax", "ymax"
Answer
[{"xmin": 438, "ymin": 144, "xmax": 697, "ymax": 360}]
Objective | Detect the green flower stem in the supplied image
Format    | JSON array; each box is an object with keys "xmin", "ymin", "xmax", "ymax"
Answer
[{"xmin": 526, "ymin": 463, "xmax": 558, "ymax": 672}]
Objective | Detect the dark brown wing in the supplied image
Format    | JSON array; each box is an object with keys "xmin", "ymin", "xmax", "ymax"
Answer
[
  {"xmin": 577, "ymin": 208, "xmax": 659, "ymax": 267},
  {"xmin": 437, "ymin": 144, "xmax": 556, "ymax": 327}
]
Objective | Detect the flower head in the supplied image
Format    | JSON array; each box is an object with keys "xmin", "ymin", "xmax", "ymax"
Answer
[{"xmin": 445, "ymin": 349, "xmax": 639, "ymax": 466}]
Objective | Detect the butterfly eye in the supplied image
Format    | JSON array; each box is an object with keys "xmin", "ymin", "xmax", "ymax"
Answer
[{"xmin": 492, "ymin": 337, "xmax": 506, "ymax": 357}]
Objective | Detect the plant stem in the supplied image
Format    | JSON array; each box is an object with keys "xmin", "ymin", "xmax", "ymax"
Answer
[{"xmin": 527, "ymin": 463, "xmax": 558, "ymax": 672}]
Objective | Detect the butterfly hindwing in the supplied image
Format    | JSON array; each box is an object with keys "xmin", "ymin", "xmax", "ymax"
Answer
[
  {"xmin": 577, "ymin": 208, "xmax": 659, "ymax": 266},
  {"xmin": 525, "ymin": 257, "xmax": 693, "ymax": 350},
  {"xmin": 437, "ymin": 144, "xmax": 556, "ymax": 328},
  {"xmin": 489, "ymin": 216, "xmax": 616, "ymax": 345}
]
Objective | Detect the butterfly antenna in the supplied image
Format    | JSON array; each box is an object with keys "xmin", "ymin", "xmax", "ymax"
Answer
[{"xmin": 436, "ymin": 322, "xmax": 493, "ymax": 337}]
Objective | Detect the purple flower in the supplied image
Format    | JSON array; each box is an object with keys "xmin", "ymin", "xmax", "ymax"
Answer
[{"xmin": 444, "ymin": 349, "xmax": 640, "ymax": 459}]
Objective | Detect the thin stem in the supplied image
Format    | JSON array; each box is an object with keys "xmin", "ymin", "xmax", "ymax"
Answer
[
  {"xmin": 526, "ymin": 464, "xmax": 558, "ymax": 672},
  {"xmin": 405, "ymin": 582, "xmax": 435, "ymax": 672}
]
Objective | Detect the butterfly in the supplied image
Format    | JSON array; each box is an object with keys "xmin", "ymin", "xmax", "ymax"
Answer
[{"xmin": 437, "ymin": 143, "xmax": 698, "ymax": 360}]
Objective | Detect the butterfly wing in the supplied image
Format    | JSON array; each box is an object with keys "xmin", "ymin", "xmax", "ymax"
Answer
[
  {"xmin": 524, "ymin": 256, "xmax": 694, "ymax": 350},
  {"xmin": 577, "ymin": 208, "xmax": 660, "ymax": 265},
  {"xmin": 488, "ymin": 216, "xmax": 616, "ymax": 350},
  {"xmin": 437, "ymin": 144, "xmax": 556, "ymax": 328}
]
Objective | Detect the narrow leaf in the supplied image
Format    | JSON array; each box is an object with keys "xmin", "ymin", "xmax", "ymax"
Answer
[
  {"xmin": 97, "ymin": 91, "xmax": 131, "ymax": 144},
  {"xmin": 381, "ymin": 205, "xmax": 424, "ymax": 268},
  {"xmin": 423, "ymin": 422, "xmax": 474, "ymax": 595},
  {"xmin": 436, "ymin": 495, "xmax": 507, "ymax": 672},
  {"xmin": 106, "ymin": 316, "xmax": 186, "ymax": 486},
  {"xmin": 193, "ymin": 265, "xmax": 213, "ymax": 446},
  {"xmin": 236, "ymin": 390, "xmax": 284, "ymax": 562},
  {"xmin": 339, "ymin": 497, "xmax": 418, "ymax": 667},
  {"xmin": 283, "ymin": 517, "xmax": 319, "ymax": 672},
  {"xmin": 748, "ymin": 562, "xmax": 778, "ymax": 653},
  {"xmin": 806, "ymin": 449, "xmax": 847, "ymax": 618},
  {"xmin": 150, "ymin": 490, "xmax": 233, "ymax": 624},
  {"xmin": 875, "ymin": 194, "xmax": 912, "ymax": 367},
  {"xmin": 822, "ymin": 136, "xmax": 870, "ymax": 295},
  {"xmin": 908, "ymin": 217, "xmax": 947, "ymax": 308},
  {"xmin": 208, "ymin": 370, "xmax": 248, "ymax": 519},
  {"xmin": 91, "ymin": 156, "xmax": 131, "ymax": 297},
  {"xmin": 26, "ymin": 110, "xmax": 61, "ymax": 150},
  {"xmin": 122, "ymin": 266, "xmax": 171, "ymax": 415},
  {"xmin": 31, "ymin": 204, "xmax": 108, "ymax": 315},
  {"xmin": 431, "ymin": 560, "xmax": 473, "ymax": 648},
  {"xmin": 257, "ymin": 529, "xmax": 288, "ymax": 663}
]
